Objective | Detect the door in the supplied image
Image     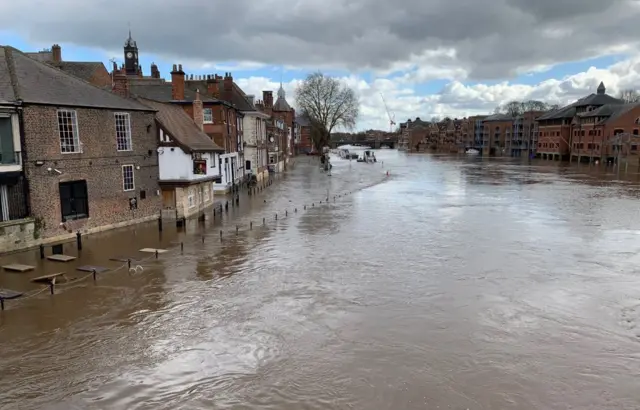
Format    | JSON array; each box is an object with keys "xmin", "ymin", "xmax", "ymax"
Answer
[{"xmin": 162, "ymin": 189, "xmax": 175, "ymax": 209}]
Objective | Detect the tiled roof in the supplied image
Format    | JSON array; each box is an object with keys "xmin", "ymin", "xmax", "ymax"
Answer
[
  {"xmin": 579, "ymin": 103, "xmax": 640, "ymax": 124},
  {"xmin": 53, "ymin": 61, "xmax": 104, "ymax": 84},
  {"xmin": 138, "ymin": 98, "xmax": 224, "ymax": 152},
  {"xmin": 184, "ymin": 79, "xmax": 258, "ymax": 112},
  {"xmin": 0, "ymin": 46, "xmax": 152, "ymax": 111},
  {"xmin": 130, "ymin": 82, "xmax": 220, "ymax": 104}
]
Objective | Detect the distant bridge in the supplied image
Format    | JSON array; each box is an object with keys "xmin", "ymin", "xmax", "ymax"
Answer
[{"xmin": 330, "ymin": 137, "xmax": 398, "ymax": 149}]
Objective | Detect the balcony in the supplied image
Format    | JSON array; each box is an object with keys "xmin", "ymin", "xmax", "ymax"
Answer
[{"xmin": 0, "ymin": 151, "xmax": 21, "ymax": 172}]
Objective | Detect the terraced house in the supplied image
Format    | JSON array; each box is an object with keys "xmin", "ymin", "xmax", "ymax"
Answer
[{"xmin": 0, "ymin": 46, "xmax": 161, "ymax": 252}]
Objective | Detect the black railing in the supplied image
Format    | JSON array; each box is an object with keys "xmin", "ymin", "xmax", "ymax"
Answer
[{"xmin": 0, "ymin": 151, "xmax": 21, "ymax": 166}]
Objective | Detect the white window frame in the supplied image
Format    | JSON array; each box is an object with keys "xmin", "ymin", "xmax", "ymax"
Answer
[
  {"xmin": 188, "ymin": 193, "xmax": 195, "ymax": 208},
  {"xmin": 203, "ymin": 108, "xmax": 213, "ymax": 124},
  {"xmin": 114, "ymin": 112, "xmax": 133, "ymax": 151},
  {"xmin": 57, "ymin": 109, "xmax": 81, "ymax": 153},
  {"xmin": 122, "ymin": 164, "xmax": 135, "ymax": 191}
]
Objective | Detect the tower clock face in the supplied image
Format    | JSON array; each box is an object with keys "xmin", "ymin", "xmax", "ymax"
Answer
[{"xmin": 126, "ymin": 52, "xmax": 133, "ymax": 58}]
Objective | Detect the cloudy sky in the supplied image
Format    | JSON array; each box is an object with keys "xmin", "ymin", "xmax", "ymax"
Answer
[{"xmin": 2, "ymin": 0, "xmax": 640, "ymax": 131}]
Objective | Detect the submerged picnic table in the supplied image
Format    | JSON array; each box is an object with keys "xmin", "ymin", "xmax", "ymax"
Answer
[
  {"xmin": 0, "ymin": 288, "xmax": 24, "ymax": 310},
  {"xmin": 31, "ymin": 272, "xmax": 69, "ymax": 294}
]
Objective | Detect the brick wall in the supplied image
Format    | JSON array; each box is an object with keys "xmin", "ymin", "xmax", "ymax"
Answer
[
  {"xmin": 22, "ymin": 105, "xmax": 161, "ymax": 238},
  {"xmin": 89, "ymin": 65, "xmax": 113, "ymax": 88}
]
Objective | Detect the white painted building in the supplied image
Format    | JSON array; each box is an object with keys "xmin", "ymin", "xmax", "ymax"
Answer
[
  {"xmin": 241, "ymin": 94, "xmax": 270, "ymax": 182},
  {"xmin": 141, "ymin": 98, "xmax": 224, "ymax": 219}
]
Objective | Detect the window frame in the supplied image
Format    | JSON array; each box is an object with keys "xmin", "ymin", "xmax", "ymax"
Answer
[
  {"xmin": 57, "ymin": 109, "xmax": 81, "ymax": 154},
  {"xmin": 114, "ymin": 112, "xmax": 133, "ymax": 151},
  {"xmin": 122, "ymin": 164, "xmax": 135, "ymax": 192},
  {"xmin": 203, "ymin": 108, "xmax": 213, "ymax": 124}
]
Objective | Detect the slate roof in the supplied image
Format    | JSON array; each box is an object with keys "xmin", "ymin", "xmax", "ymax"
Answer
[
  {"xmin": 0, "ymin": 46, "xmax": 152, "ymax": 111},
  {"xmin": 483, "ymin": 113, "xmax": 513, "ymax": 122},
  {"xmin": 130, "ymin": 82, "xmax": 220, "ymax": 104},
  {"xmin": 138, "ymin": 98, "xmax": 224, "ymax": 153},
  {"xmin": 273, "ymin": 96, "xmax": 292, "ymax": 111},
  {"xmin": 538, "ymin": 93, "xmax": 624, "ymax": 121},
  {"xmin": 296, "ymin": 113, "xmax": 311, "ymax": 126},
  {"xmin": 578, "ymin": 103, "xmax": 640, "ymax": 124},
  {"xmin": 54, "ymin": 61, "xmax": 105, "ymax": 84}
]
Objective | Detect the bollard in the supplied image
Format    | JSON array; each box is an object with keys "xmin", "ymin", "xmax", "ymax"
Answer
[
  {"xmin": 76, "ymin": 231, "xmax": 83, "ymax": 251},
  {"xmin": 49, "ymin": 281, "xmax": 55, "ymax": 295},
  {"xmin": 92, "ymin": 269, "xmax": 97, "ymax": 281},
  {"xmin": 155, "ymin": 250, "xmax": 159, "ymax": 259},
  {"xmin": 202, "ymin": 236, "xmax": 205, "ymax": 243},
  {"xmin": 285, "ymin": 210, "xmax": 288, "ymax": 216},
  {"xmin": 128, "ymin": 259, "xmax": 132, "ymax": 270},
  {"xmin": 295, "ymin": 208, "xmax": 297, "ymax": 213},
  {"xmin": 225, "ymin": 201, "xmax": 229, "ymax": 211},
  {"xmin": 250, "ymin": 221, "xmax": 253, "ymax": 230},
  {"xmin": 181, "ymin": 242, "xmax": 184, "ymax": 253},
  {"xmin": 236, "ymin": 196, "xmax": 239, "ymax": 205},
  {"xmin": 220, "ymin": 230, "xmax": 223, "ymax": 240},
  {"xmin": 263, "ymin": 217, "xmax": 265, "ymax": 225},
  {"xmin": 275, "ymin": 213, "xmax": 278, "ymax": 220},
  {"xmin": 40, "ymin": 244, "xmax": 45, "ymax": 259},
  {"xmin": 158, "ymin": 216, "xmax": 163, "ymax": 232},
  {"xmin": 236, "ymin": 225, "xmax": 239, "ymax": 234},
  {"xmin": 0, "ymin": 298, "xmax": 4, "ymax": 311},
  {"xmin": 304, "ymin": 205, "xmax": 306, "ymax": 210},
  {"xmin": 312, "ymin": 203, "xmax": 314, "ymax": 207}
]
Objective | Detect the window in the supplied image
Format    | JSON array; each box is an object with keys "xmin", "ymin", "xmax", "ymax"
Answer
[
  {"xmin": 59, "ymin": 180, "xmax": 89, "ymax": 221},
  {"xmin": 115, "ymin": 113, "xmax": 132, "ymax": 151},
  {"xmin": 57, "ymin": 109, "xmax": 81, "ymax": 153},
  {"xmin": 203, "ymin": 187, "xmax": 210, "ymax": 202},
  {"xmin": 203, "ymin": 108, "xmax": 213, "ymax": 124},
  {"xmin": 122, "ymin": 165, "xmax": 135, "ymax": 191},
  {"xmin": 0, "ymin": 116, "xmax": 16, "ymax": 165},
  {"xmin": 188, "ymin": 194, "xmax": 195, "ymax": 208}
]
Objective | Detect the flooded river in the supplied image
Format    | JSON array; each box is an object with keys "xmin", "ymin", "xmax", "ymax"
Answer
[{"xmin": 2, "ymin": 151, "xmax": 640, "ymax": 409}]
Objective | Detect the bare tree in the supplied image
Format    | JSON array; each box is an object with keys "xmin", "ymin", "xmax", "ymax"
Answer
[
  {"xmin": 619, "ymin": 89, "xmax": 640, "ymax": 103},
  {"xmin": 295, "ymin": 72, "xmax": 359, "ymax": 150},
  {"xmin": 494, "ymin": 100, "xmax": 553, "ymax": 117}
]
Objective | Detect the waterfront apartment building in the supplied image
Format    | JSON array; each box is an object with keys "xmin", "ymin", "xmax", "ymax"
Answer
[
  {"xmin": 0, "ymin": 45, "xmax": 161, "ymax": 251},
  {"xmin": 481, "ymin": 114, "xmax": 513, "ymax": 156},
  {"xmin": 509, "ymin": 111, "xmax": 545, "ymax": 158}
]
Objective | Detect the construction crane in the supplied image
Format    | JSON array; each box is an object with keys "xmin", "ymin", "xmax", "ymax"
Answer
[{"xmin": 380, "ymin": 92, "xmax": 396, "ymax": 132}]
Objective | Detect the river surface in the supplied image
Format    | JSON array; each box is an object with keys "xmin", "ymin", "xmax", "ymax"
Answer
[{"xmin": 2, "ymin": 151, "xmax": 640, "ymax": 409}]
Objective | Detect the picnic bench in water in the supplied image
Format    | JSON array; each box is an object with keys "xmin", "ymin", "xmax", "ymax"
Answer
[
  {"xmin": 31, "ymin": 272, "xmax": 69, "ymax": 294},
  {"xmin": 0, "ymin": 288, "xmax": 24, "ymax": 310}
]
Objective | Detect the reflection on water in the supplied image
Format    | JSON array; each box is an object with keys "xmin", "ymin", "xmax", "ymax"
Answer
[{"xmin": 2, "ymin": 152, "xmax": 640, "ymax": 409}]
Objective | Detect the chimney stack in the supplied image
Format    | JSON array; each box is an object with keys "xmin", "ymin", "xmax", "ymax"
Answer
[
  {"xmin": 206, "ymin": 74, "xmax": 219, "ymax": 98},
  {"xmin": 263, "ymin": 91, "xmax": 273, "ymax": 109},
  {"xmin": 51, "ymin": 44, "xmax": 61, "ymax": 63},
  {"xmin": 193, "ymin": 89, "xmax": 204, "ymax": 131},
  {"xmin": 171, "ymin": 64, "xmax": 185, "ymax": 100},
  {"xmin": 112, "ymin": 71, "xmax": 130, "ymax": 98},
  {"xmin": 223, "ymin": 72, "xmax": 233, "ymax": 103},
  {"xmin": 150, "ymin": 63, "xmax": 160, "ymax": 79}
]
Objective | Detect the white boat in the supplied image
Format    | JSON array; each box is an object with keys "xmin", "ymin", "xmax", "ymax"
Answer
[{"xmin": 465, "ymin": 148, "xmax": 480, "ymax": 155}]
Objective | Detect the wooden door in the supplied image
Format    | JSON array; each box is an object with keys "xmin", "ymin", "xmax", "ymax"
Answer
[{"xmin": 162, "ymin": 189, "xmax": 175, "ymax": 209}]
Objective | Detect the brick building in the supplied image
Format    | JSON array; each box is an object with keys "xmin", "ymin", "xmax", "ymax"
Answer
[
  {"xmin": 536, "ymin": 82, "xmax": 623, "ymax": 161},
  {"xmin": 509, "ymin": 110, "xmax": 545, "ymax": 158},
  {"xmin": 295, "ymin": 114, "xmax": 313, "ymax": 154},
  {"xmin": 0, "ymin": 46, "xmax": 161, "ymax": 245},
  {"xmin": 481, "ymin": 114, "xmax": 513, "ymax": 156},
  {"xmin": 255, "ymin": 89, "xmax": 291, "ymax": 172}
]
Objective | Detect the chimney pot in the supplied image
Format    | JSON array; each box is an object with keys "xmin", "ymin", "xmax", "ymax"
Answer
[
  {"xmin": 172, "ymin": 64, "xmax": 177, "ymax": 72},
  {"xmin": 178, "ymin": 64, "xmax": 183, "ymax": 72}
]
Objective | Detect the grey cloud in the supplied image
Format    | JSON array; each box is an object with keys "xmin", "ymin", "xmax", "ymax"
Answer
[{"xmin": 1, "ymin": 0, "xmax": 639, "ymax": 80}]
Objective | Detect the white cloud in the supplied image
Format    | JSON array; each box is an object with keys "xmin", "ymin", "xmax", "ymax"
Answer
[{"xmin": 236, "ymin": 55, "xmax": 640, "ymax": 131}]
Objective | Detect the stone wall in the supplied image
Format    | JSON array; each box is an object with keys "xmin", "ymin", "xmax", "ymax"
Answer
[{"xmin": 0, "ymin": 218, "xmax": 36, "ymax": 253}]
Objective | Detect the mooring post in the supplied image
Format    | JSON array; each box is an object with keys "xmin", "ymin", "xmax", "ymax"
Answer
[
  {"xmin": 181, "ymin": 242, "xmax": 184, "ymax": 253},
  {"xmin": 250, "ymin": 221, "xmax": 253, "ymax": 230},
  {"xmin": 225, "ymin": 201, "xmax": 229, "ymax": 212},
  {"xmin": 285, "ymin": 210, "xmax": 288, "ymax": 216},
  {"xmin": 263, "ymin": 217, "xmax": 265, "ymax": 225},
  {"xmin": 155, "ymin": 250, "xmax": 159, "ymax": 259},
  {"xmin": 304, "ymin": 205, "xmax": 306, "ymax": 210},
  {"xmin": 275, "ymin": 213, "xmax": 278, "ymax": 220},
  {"xmin": 202, "ymin": 236, "xmax": 205, "ymax": 244},
  {"xmin": 128, "ymin": 259, "xmax": 132, "ymax": 270},
  {"xmin": 295, "ymin": 208, "xmax": 297, "ymax": 213},
  {"xmin": 236, "ymin": 225, "xmax": 239, "ymax": 234},
  {"xmin": 158, "ymin": 216, "xmax": 163, "ymax": 232},
  {"xmin": 76, "ymin": 231, "xmax": 83, "ymax": 251},
  {"xmin": 49, "ymin": 281, "xmax": 54, "ymax": 295},
  {"xmin": 39, "ymin": 244, "xmax": 45, "ymax": 259},
  {"xmin": 92, "ymin": 269, "xmax": 97, "ymax": 282},
  {"xmin": 220, "ymin": 230, "xmax": 223, "ymax": 240},
  {"xmin": 0, "ymin": 298, "xmax": 4, "ymax": 311}
]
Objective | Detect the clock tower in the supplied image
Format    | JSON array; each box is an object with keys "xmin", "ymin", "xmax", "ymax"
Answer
[{"xmin": 124, "ymin": 29, "xmax": 139, "ymax": 76}]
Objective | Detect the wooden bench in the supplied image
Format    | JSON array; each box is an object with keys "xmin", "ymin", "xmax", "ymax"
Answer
[{"xmin": 0, "ymin": 288, "xmax": 24, "ymax": 310}]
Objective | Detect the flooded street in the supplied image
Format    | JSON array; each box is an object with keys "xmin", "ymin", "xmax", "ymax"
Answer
[{"xmin": 2, "ymin": 150, "xmax": 640, "ymax": 409}]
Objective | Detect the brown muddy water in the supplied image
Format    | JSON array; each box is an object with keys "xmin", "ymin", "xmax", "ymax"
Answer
[{"xmin": 2, "ymin": 151, "xmax": 640, "ymax": 409}]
